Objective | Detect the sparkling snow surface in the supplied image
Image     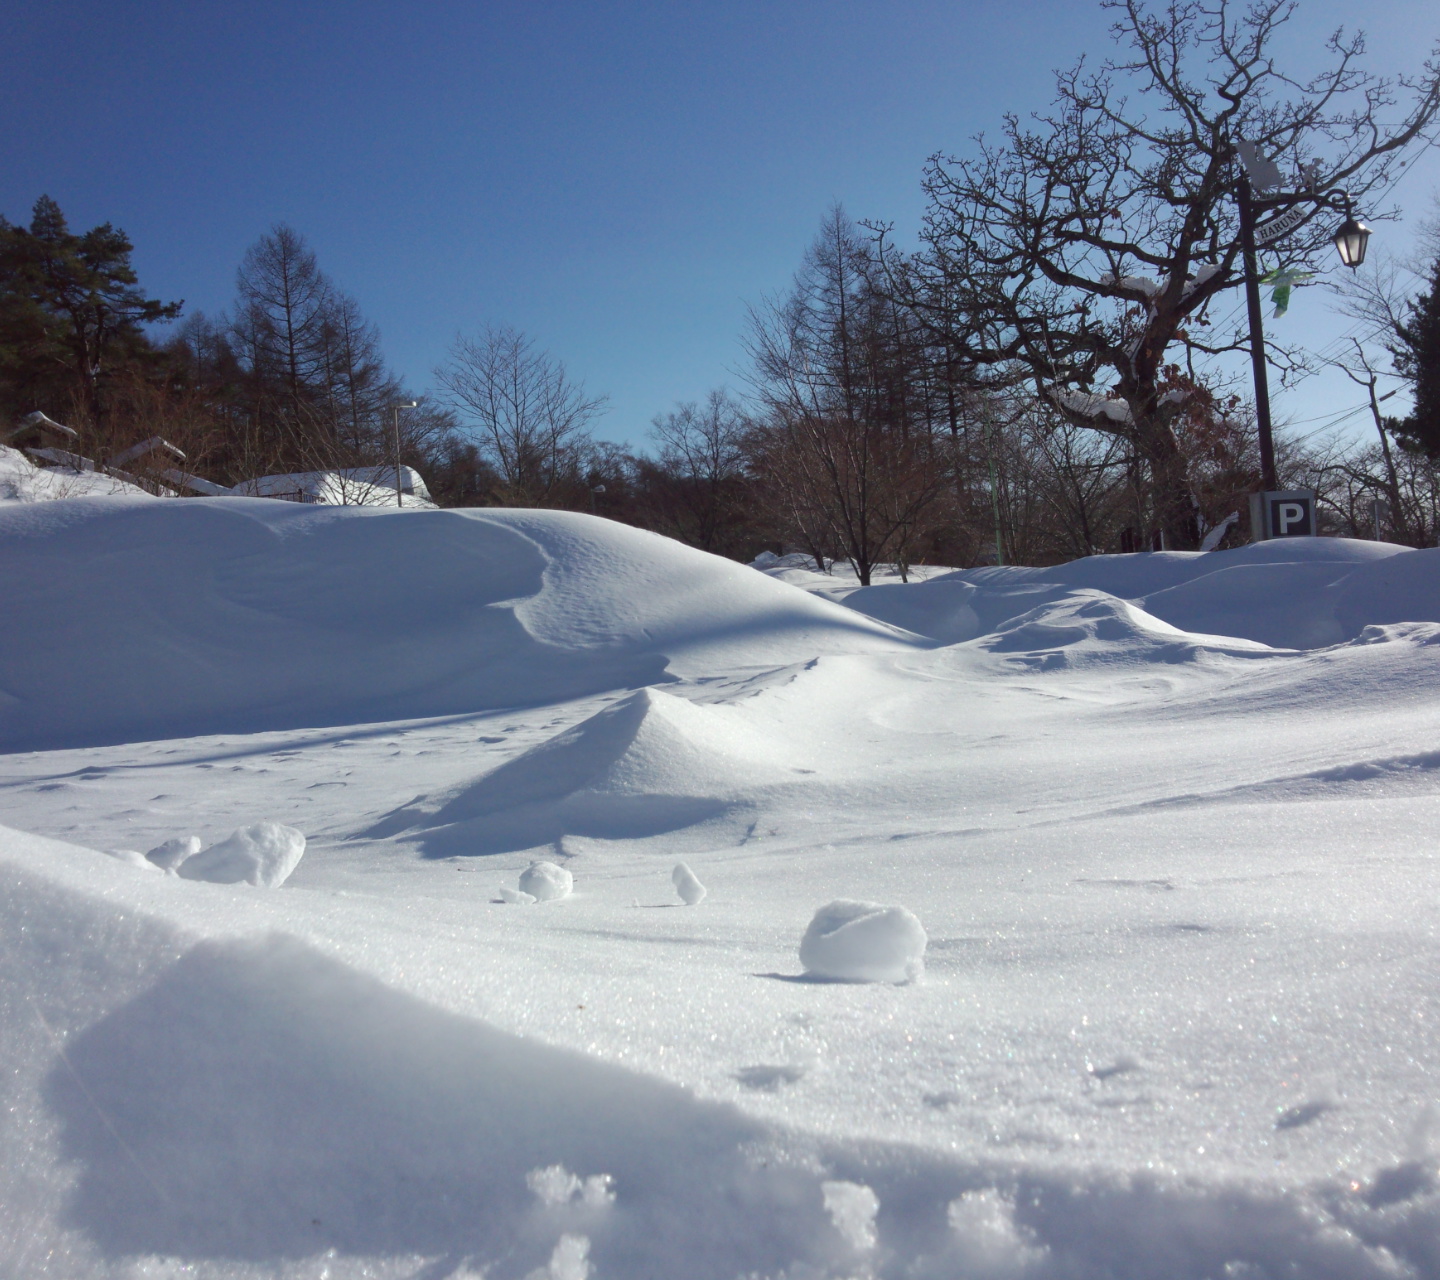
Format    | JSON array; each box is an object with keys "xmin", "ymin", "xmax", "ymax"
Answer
[{"xmin": 2, "ymin": 497, "xmax": 1440, "ymax": 1278}]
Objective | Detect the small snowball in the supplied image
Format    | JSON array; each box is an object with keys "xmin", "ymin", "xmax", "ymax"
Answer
[
  {"xmin": 499, "ymin": 887, "xmax": 538, "ymax": 905},
  {"xmin": 823, "ymin": 1179, "xmax": 879, "ymax": 1252},
  {"xmin": 104, "ymin": 849, "xmax": 163, "ymax": 873},
  {"xmin": 799, "ymin": 899, "xmax": 926, "ymax": 983},
  {"xmin": 145, "ymin": 835, "xmax": 202, "ymax": 872},
  {"xmin": 519, "ymin": 860, "xmax": 572, "ymax": 902},
  {"xmin": 177, "ymin": 822, "xmax": 306, "ymax": 888},
  {"xmin": 672, "ymin": 861, "xmax": 707, "ymax": 905}
]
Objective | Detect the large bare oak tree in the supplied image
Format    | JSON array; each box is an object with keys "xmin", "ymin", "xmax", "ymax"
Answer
[{"xmin": 883, "ymin": 0, "xmax": 1440, "ymax": 548}]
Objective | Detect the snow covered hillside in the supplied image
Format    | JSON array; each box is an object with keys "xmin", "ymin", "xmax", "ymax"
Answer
[{"xmin": 3, "ymin": 500, "xmax": 1440, "ymax": 1279}]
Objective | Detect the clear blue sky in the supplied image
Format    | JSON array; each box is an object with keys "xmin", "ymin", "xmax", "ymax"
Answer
[{"xmin": 3, "ymin": 0, "xmax": 1437, "ymax": 450}]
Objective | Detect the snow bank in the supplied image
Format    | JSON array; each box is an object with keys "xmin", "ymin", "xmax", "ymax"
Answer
[
  {"xmin": 976, "ymin": 589, "xmax": 1273, "ymax": 666},
  {"xmin": 799, "ymin": 899, "xmax": 927, "ymax": 983},
  {"xmin": 0, "ymin": 500, "xmax": 912, "ymax": 751},
  {"xmin": 829, "ymin": 538, "xmax": 1439, "ymax": 652},
  {"xmin": 176, "ymin": 822, "xmax": 306, "ymax": 887},
  {"xmin": 0, "ymin": 444, "xmax": 155, "ymax": 503}
]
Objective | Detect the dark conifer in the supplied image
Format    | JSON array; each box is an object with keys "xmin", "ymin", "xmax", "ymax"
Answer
[
  {"xmin": 0, "ymin": 196, "xmax": 181, "ymax": 427},
  {"xmin": 1389, "ymin": 258, "xmax": 1440, "ymax": 458}
]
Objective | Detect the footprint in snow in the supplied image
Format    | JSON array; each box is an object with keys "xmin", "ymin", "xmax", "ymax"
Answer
[
  {"xmin": 1275, "ymin": 1100, "xmax": 1332, "ymax": 1130},
  {"xmin": 734, "ymin": 1064, "xmax": 805, "ymax": 1092}
]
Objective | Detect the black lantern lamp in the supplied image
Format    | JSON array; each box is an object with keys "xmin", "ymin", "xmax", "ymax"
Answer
[{"xmin": 1332, "ymin": 213, "xmax": 1372, "ymax": 269}]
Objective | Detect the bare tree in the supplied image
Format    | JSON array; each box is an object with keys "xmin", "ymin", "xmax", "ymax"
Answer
[
  {"xmin": 434, "ymin": 325, "xmax": 607, "ymax": 506},
  {"xmin": 746, "ymin": 208, "xmax": 954, "ymax": 583},
  {"xmin": 234, "ymin": 225, "xmax": 333, "ymax": 424},
  {"xmin": 642, "ymin": 390, "xmax": 754, "ymax": 554},
  {"xmin": 881, "ymin": 0, "xmax": 1440, "ymax": 549}
]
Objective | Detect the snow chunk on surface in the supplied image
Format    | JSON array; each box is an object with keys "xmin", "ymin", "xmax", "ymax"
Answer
[
  {"xmin": 527, "ymin": 1233, "xmax": 590, "ymax": 1280},
  {"xmin": 526, "ymin": 1164, "xmax": 615, "ymax": 1208},
  {"xmin": 498, "ymin": 886, "xmax": 537, "ymax": 905},
  {"xmin": 945, "ymin": 1189, "xmax": 1047, "ymax": 1274},
  {"xmin": 823, "ymin": 1179, "xmax": 879, "ymax": 1252},
  {"xmin": 672, "ymin": 861, "xmax": 707, "ymax": 905},
  {"xmin": 145, "ymin": 834, "xmax": 201, "ymax": 871},
  {"xmin": 519, "ymin": 860, "xmax": 573, "ymax": 902},
  {"xmin": 176, "ymin": 822, "xmax": 306, "ymax": 887},
  {"xmin": 103, "ymin": 848, "xmax": 162, "ymax": 873},
  {"xmin": 799, "ymin": 899, "xmax": 927, "ymax": 983}
]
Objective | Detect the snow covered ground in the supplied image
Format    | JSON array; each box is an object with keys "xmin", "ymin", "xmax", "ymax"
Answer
[{"xmin": 2, "ymin": 493, "xmax": 1440, "ymax": 1278}]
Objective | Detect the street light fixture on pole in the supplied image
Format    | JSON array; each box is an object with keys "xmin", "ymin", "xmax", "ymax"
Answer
[
  {"xmin": 390, "ymin": 401, "xmax": 418, "ymax": 507},
  {"xmin": 1233, "ymin": 143, "xmax": 1371, "ymax": 495}
]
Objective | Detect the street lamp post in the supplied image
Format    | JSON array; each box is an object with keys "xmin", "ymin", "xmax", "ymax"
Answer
[
  {"xmin": 1233, "ymin": 147, "xmax": 1371, "ymax": 497},
  {"xmin": 391, "ymin": 401, "xmax": 418, "ymax": 507}
]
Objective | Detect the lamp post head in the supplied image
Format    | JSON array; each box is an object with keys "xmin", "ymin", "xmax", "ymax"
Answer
[{"xmin": 1332, "ymin": 215, "xmax": 1371, "ymax": 269}]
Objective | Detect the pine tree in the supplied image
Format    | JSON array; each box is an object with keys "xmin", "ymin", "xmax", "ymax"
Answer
[
  {"xmin": 0, "ymin": 196, "xmax": 181, "ymax": 428},
  {"xmin": 1390, "ymin": 257, "xmax": 1440, "ymax": 458}
]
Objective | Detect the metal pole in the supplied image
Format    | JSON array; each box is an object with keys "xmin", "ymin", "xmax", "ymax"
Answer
[
  {"xmin": 987, "ymin": 444, "xmax": 1005, "ymax": 566},
  {"xmin": 393, "ymin": 405, "xmax": 403, "ymax": 507},
  {"xmin": 1237, "ymin": 176, "xmax": 1279, "ymax": 493}
]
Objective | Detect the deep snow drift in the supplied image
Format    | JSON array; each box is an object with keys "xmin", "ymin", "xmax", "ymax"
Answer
[
  {"xmin": 3, "ymin": 501, "xmax": 1440, "ymax": 1279},
  {"xmin": 0, "ymin": 497, "xmax": 908, "ymax": 751}
]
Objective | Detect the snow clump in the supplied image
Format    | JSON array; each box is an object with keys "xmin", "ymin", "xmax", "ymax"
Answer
[
  {"xmin": 519, "ymin": 860, "xmax": 573, "ymax": 902},
  {"xmin": 526, "ymin": 1164, "xmax": 615, "ymax": 1208},
  {"xmin": 823, "ymin": 1179, "xmax": 879, "ymax": 1253},
  {"xmin": 945, "ymin": 1188, "xmax": 1048, "ymax": 1273},
  {"xmin": 145, "ymin": 834, "xmax": 201, "ymax": 871},
  {"xmin": 799, "ymin": 899, "xmax": 927, "ymax": 983},
  {"xmin": 498, "ymin": 886, "xmax": 537, "ymax": 905},
  {"xmin": 103, "ymin": 848, "xmax": 162, "ymax": 873},
  {"xmin": 526, "ymin": 1234, "xmax": 590, "ymax": 1280},
  {"xmin": 176, "ymin": 822, "xmax": 307, "ymax": 887},
  {"xmin": 672, "ymin": 861, "xmax": 707, "ymax": 905}
]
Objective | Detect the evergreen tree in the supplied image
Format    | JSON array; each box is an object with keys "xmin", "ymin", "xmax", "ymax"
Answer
[
  {"xmin": 1390, "ymin": 257, "xmax": 1440, "ymax": 458},
  {"xmin": 0, "ymin": 195, "xmax": 180, "ymax": 428}
]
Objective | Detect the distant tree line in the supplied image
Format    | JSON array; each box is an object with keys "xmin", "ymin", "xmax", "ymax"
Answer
[{"xmin": 3, "ymin": 1, "xmax": 1439, "ymax": 569}]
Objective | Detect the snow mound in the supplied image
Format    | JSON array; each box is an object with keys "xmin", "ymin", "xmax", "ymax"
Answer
[
  {"xmin": 176, "ymin": 822, "xmax": 306, "ymax": 887},
  {"xmin": 975, "ymin": 589, "xmax": 1272, "ymax": 666},
  {"xmin": 672, "ymin": 862, "xmax": 707, "ymax": 905},
  {"xmin": 0, "ymin": 500, "xmax": 913, "ymax": 751},
  {"xmin": 377, "ymin": 687, "xmax": 796, "ymax": 854},
  {"xmin": 519, "ymin": 860, "xmax": 573, "ymax": 902},
  {"xmin": 830, "ymin": 539, "xmax": 1437, "ymax": 651},
  {"xmin": 799, "ymin": 899, "xmax": 927, "ymax": 983}
]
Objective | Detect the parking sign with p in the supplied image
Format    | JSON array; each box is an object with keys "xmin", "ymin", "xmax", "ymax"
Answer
[{"xmin": 1249, "ymin": 490, "xmax": 1316, "ymax": 540}]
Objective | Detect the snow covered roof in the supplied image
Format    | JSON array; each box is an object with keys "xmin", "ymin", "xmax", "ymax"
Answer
[
  {"xmin": 110, "ymin": 436, "xmax": 187, "ymax": 468},
  {"xmin": 232, "ymin": 465, "xmax": 433, "ymax": 506},
  {"xmin": 5, "ymin": 410, "xmax": 80, "ymax": 443}
]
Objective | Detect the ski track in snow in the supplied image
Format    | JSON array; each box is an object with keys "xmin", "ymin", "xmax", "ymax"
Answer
[{"xmin": 2, "ymin": 502, "xmax": 1440, "ymax": 1277}]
